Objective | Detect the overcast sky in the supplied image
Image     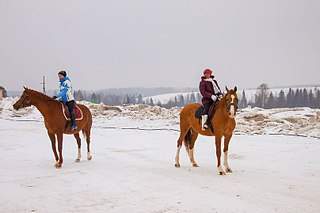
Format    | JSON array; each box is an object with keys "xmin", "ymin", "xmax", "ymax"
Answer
[{"xmin": 1, "ymin": 0, "xmax": 319, "ymax": 91}]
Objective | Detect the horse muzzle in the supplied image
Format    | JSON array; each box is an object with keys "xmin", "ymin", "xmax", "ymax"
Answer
[{"xmin": 13, "ymin": 103, "xmax": 20, "ymax": 110}]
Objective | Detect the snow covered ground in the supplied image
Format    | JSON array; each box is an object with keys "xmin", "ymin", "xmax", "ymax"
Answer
[{"xmin": 0, "ymin": 119, "xmax": 320, "ymax": 213}]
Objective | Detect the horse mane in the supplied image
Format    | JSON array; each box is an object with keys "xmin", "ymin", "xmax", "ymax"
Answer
[
  {"xmin": 217, "ymin": 93, "xmax": 227, "ymax": 107},
  {"xmin": 25, "ymin": 88, "xmax": 55, "ymax": 101}
]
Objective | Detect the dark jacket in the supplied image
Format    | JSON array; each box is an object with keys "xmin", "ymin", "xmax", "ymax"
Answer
[{"xmin": 199, "ymin": 76, "xmax": 221, "ymax": 104}]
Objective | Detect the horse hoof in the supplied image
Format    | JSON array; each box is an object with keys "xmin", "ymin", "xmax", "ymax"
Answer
[
  {"xmin": 218, "ymin": 171, "xmax": 226, "ymax": 175},
  {"xmin": 87, "ymin": 156, "xmax": 92, "ymax": 161},
  {"xmin": 226, "ymin": 168, "xmax": 233, "ymax": 173},
  {"xmin": 175, "ymin": 163, "xmax": 180, "ymax": 168},
  {"xmin": 55, "ymin": 163, "xmax": 62, "ymax": 169},
  {"xmin": 192, "ymin": 163, "xmax": 199, "ymax": 167},
  {"xmin": 75, "ymin": 159, "xmax": 81, "ymax": 163}
]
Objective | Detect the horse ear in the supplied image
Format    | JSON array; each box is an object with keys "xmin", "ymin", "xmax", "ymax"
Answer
[
  {"xmin": 225, "ymin": 86, "xmax": 229, "ymax": 92},
  {"xmin": 234, "ymin": 86, "xmax": 237, "ymax": 92},
  {"xmin": 23, "ymin": 86, "xmax": 27, "ymax": 90}
]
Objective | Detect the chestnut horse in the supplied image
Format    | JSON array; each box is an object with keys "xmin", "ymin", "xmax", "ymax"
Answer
[
  {"xmin": 175, "ymin": 87, "xmax": 238, "ymax": 175},
  {"xmin": 13, "ymin": 87, "xmax": 93, "ymax": 168}
]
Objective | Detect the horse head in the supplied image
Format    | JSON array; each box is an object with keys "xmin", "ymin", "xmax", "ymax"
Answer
[
  {"xmin": 224, "ymin": 86, "xmax": 238, "ymax": 118},
  {"xmin": 13, "ymin": 87, "xmax": 32, "ymax": 110}
]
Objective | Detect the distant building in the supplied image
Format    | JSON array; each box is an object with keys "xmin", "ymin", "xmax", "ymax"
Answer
[{"xmin": 0, "ymin": 86, "xmax": 7, "ymax": 100}]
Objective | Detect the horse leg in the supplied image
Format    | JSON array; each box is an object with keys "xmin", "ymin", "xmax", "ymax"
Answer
[
  {"xmin": 175, "ymin": 125, "xmax": 190, "ymax": 168},
  {"xmin": 56, "ymin": 132, "xmax": 64, "ymax": 168},
  {"xmin": 84, "ymin": 129, "xmax": 92, "ymax": 160},
  {"xmin": 188, "ymin": 132, "xmax": 199, "ymax": 167},
  {"xmin": 215, "ymin": 135, "xmax": 225, "ymax": 175},
  {"xmin": 223, "ymin": 135, "xmax": 233, "ymax": 173},
  {"xmin": 74, "ymin": 133, "xmax": 81, "ymax": 162},
  {"xmin": 175, "ymin": 133, "xmax": 184, "ymax": 168},
  {"xmin": 48, "ymin": 132, "xmax": 59, "ymax": 165}
]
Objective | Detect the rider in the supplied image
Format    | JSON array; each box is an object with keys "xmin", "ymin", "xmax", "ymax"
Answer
[
  {"xmin": 53, "ymin": 70, "xmax": 77, "ymax": 130},
  {"xmin": 199, "ymin": 68, "xmax": 223, "ymax": 130}
]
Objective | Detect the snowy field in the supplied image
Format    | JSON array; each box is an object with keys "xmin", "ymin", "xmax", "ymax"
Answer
[
  {"xmin": 1, "ymin": 97, "xmax": 320, "ymax": 212},
  {"xmin": 1, "ymin": 118, "xmax": 320, "ymax": 213}
]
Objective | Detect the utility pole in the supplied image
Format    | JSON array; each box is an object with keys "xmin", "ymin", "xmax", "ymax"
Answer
[{"xmin": 41, "ymin": 76, "xmax": 46, "ymax": 94}]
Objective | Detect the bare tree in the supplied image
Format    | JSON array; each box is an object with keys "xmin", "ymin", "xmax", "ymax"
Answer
[{"xmin": 255, "ymin": 83, "xmax": 269, "ymax": 108}]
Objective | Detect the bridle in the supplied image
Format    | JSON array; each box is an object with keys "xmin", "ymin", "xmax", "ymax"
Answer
[
  {"xmin": 16, "ymin": 93, "xmax": 31, "ymax": 109},
  {"xmin": 225, "ymin": 94, "xmax": 238, "ymax": 115}
]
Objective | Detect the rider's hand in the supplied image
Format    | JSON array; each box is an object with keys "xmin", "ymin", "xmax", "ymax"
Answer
[{"xmin": 211, "ymin": 95, "xmax": 217, "ymax": 101}]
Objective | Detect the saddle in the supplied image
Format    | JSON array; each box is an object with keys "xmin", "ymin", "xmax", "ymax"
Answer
[{"xmin": 61, "ymin": 103, "xmax": 84, "ymax": 121}]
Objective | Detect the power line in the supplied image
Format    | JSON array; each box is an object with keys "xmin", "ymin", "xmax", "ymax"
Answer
[{"xmin": 41, "ymin": 76, "xmax": 46, "ymax": 94}]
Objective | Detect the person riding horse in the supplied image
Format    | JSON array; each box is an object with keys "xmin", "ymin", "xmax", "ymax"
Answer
[
  {"xmin": 53, "ymin": 70, "xmax": 77, "ymax": 130},
  {"xmin": 199, "ymin": 68, "xmax": 223, "ymax": 130}
]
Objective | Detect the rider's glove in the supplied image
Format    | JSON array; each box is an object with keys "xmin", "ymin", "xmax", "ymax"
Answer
[{"xmin": 211, "ymin": 95, "xmax": 217, "ymax": 101}]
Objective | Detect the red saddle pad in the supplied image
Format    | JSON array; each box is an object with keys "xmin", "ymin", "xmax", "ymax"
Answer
[{"xmin": 61, "ymin": 103, "xmax": 84, "ymax": 121}]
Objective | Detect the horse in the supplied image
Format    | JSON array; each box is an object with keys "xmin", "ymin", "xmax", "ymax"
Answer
[
  {"xmin": 175, "ymin": 86, "xmax": 238, "ymax": 175},
  {"xmin": 13, "ymin": 87, "xmax": 93, "ymax": 168}
]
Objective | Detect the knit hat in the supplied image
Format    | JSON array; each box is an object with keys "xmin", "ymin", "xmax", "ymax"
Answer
[
  {"xmin": 58, "ymin": 70, "xmax": 67, "ymax": 77},
  {"xmin": 203, "ymin": 68, "xmax": 213, "ymax": 75}
]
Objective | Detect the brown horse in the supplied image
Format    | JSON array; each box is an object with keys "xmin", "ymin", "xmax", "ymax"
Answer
[
  {"xmin": 175, "ymin": 86, "xmax": 238, "ymax": 175},
  {"xmin": 13, "ymin": 87, "xmax": 93, "ymax": 168}
]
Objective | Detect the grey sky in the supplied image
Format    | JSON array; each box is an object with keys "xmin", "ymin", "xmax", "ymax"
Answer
[{"xmin": 1, "ymin": 0, "xmax": 319, "ymax": 91}]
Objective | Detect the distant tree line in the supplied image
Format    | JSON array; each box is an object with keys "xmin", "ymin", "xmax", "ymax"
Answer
[
  {"xmin": 73, "ymin": 90, "xmax": 202, "ymax": 108},
  {"xmin": 239, "ymin": 84, "xmax": 320, "ymax": 109},
  {"xmin": 144, "ymin": 93, "xmax": 201, "ymax": 108},
  {"xmin": 73, "ymin": 84, "xmax": 320, "ymax": 109}
]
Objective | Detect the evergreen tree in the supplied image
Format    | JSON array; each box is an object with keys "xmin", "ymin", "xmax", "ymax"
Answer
[
  {"xmin": 277, "ymin": 90, "xmax": 286, "ymax": 108},
  {"xmin": 91, "ymin": 93, "xmax": 98, "ymax": 103},
  {"xmin": 316, "ymin": 89, "xmax": 320, "ymax": 108},
  {"xmin": 137, "ymin": 94, "xmax": 143, "ymax": 104},
  {"xmin": 239, "ymin": 90, "xmax": 248, "ymax": 108},
  {"xmin": 75, "ymin": 90, "xmax": 84, "ymax": 101},
  {"xmin": 309, "ymin": 89, "xmax": 315, "ymax": 108},
  {"xmin": 149, "ymin": 98, "xmax": 154, "ymax": 106},
  {"xmin": 266, "ymin": 92, "xmax": 275, "ymax": 109},
  {"xmin": 174, "ymin": 96, "xmax": 178, "ymax": 106},
  {"xmin": 185, "ymin": 94, "xmax": 191, "ymax": 104},
  {"xmin": 287, "ymin": 88, "xmax": 294, "ymax": 107},
  {"xmin": 123, "ymin": 95, "xmax": 130, "ymax": 104},
  {"xmin": 178, "ymin": 95, "xmax": 185, "ymax": 107},
  {"xmin": 302, "ymin": 88, "xmax": 309, "ymax": 107},
  {"xmin": 190, "ymin": 93, "xmax": 196, "ymax": 103},
  {"xmin": 196, "ymin": 93, "xmax": 202, "ymax": 103},
  {"xmin": 293, "ymin": 89, "xmax": 299, "ymax": 107}
]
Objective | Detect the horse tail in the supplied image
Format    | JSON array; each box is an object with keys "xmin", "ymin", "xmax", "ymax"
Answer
[{"xmin": 184, "ymin": 129, "xmax": 192, "ymax": 148}]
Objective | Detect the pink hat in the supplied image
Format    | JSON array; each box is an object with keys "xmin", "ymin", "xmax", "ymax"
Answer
[{"xmin": 203, "ymin": 68, "xmax": 213, "ymax": 75}]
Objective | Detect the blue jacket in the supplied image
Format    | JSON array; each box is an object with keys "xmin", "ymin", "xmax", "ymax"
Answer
[{"xmin": 56, "ymin": 76, "xmax": 74, "ymax": 103}]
